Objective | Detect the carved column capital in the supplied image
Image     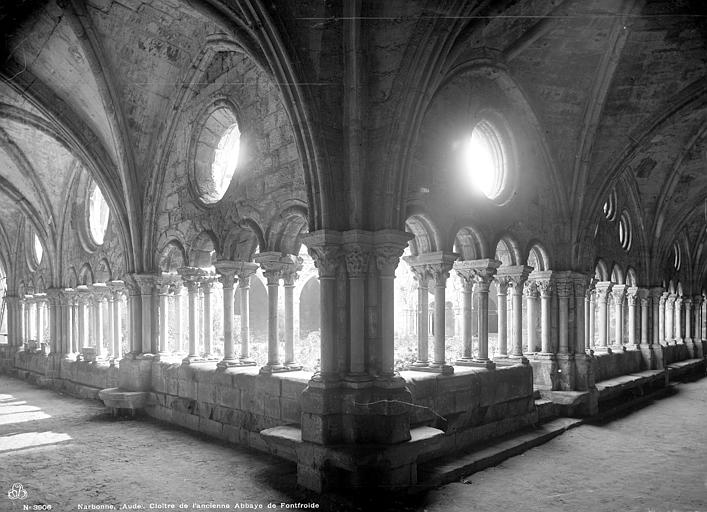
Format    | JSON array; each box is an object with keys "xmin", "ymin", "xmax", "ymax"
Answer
[
  {"xmin": 407, "ymin": 263, "xmax": 431, "ymax": 286},
  {"xmin": 610, "ymin": 284, "xmax": 626, "ymax": 305},
  {"xmin": 89, "ymin": 282, "xmax": 110, "ymax": 301},
  {"xmin": 660, "ymin": 292, "xmax": 669, "ymax": 306},
  {"xmin": 454, "ymin": 258, "xmax": 501, "ymax": 291},
  {"xmin": 572, "ymin": 273, "xmax": 592, "ymax": 298},
  {"xmin": 341, "ymin": 230, "xmax": 373, "ymax": 279},
  {"xmin": 177, "ymin": 267, "xmax": 206, "ymax": 292},
  {"xmin": 638, "ymin": 287, "xmax": 650, "ymax": 307},
  {"xmin": 523, "ymin": 280, "xmax": 538, "ymax": 298},
  {"xmin": 301, "ymin": 230, "xmax": 344, "ymax": 278},
  {"xmin": 553, "ymin": 271, "xmax": 573, "ymax": 298},
  {"xmin": 494, "ymin": 275, "xmax": 511, "ymax": 294},
  {"xmin": 497, "ymin": 265, "xmax": 532, "ymax": 294},
  {"xmin": 626, "ymin": 286, "xmax": 639, "ymax": 306},
  {"xmin": 594, "ymin": 281, "xmax": 613, "ymax": 303},
  {"xmin": 649, "ymin": 287, "xmax": 664, "ymax": 301}
]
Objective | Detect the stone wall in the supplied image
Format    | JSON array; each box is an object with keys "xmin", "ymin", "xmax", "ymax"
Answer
[
  {"xmin": 402, "ymin": 365, "xmax": 536, "ymax": 452},
  {"xmin": 147, "ymin": 362, "xmax": 309, "ymax": 451},
  {"xmin": 10, "ymin": 351, "xmax": 119, "ymax": 398},
  {"xmin": 663, "ymin": 343, "xmax": 691, "ymax": 365},
  {"xmin": 593, "ymin": 350, "xmax": 644, "ymax": 382}
]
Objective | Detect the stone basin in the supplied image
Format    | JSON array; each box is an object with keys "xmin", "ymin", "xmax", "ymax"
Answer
[{"xmin": 98, "ymin": 388, "xmax": 149, "ymax": 416}]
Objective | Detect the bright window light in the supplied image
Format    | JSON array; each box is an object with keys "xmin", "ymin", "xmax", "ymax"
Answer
[
  {"xmin": 89, "ymin": 183, "xmax": 110, "ymax": 245},
  {"xmin": 461, "ymin": 120, "xmax": 505, "ymax": 200},
  {"xmin": 211, "ymin": 123, "xmax": 241, "ymax": 199},
  {"xmin": 33, "ymin": 234, "xmax": 43, "ymax": 265}
]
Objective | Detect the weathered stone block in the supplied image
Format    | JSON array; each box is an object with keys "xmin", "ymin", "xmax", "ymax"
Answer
[
  {"xmin": 199, "ymin": 417, "xmax": 224, "ymax": 439},
  {"xmin": 281, "ymin": 378, "xmax": 307, "ymax": 399},
  {"xmin": 280, "ymin": 397, "xmax": 300, "ymax": 424},
  {"xmin": 254, "ymin": 374, "xmax": 282, "ymax": 396}
]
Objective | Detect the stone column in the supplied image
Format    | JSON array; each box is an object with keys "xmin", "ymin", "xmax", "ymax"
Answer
[
  {"xmin": 408, "ymin": 264, "xmax": 431, "ymax": 366},
  {"xmin": 573, "ymin": 274, "xmax": 588, "ymax": 354},
  {"xmin": 524, "ymin": 281, "xmax": 538, "ymax": 353},
  {"xmin": 237, "ymin": 264, "xmax": 259, "ymax": 364},
  {"xmin": 495, "ymin": 276, "xmax": 510, "ymax": 358},
  {"xmin": 201, "ymin": 276, "xmax": 215, "ymax": 359},
  {"xmin": 611, "ymin": 284, "xmax": 626, "ymax": 349},
  {"xmin": 175, "ymin": 284, "xmax": 185, "ymax": 353},
  {"xmin": 61, "ymin": 290, "xmax": 75, "ymax": 356},
  {"xmin": 626, "ymin": 286, "xmax": 638, "ymax": 349},
  {"xmin": 700, "ymin": 294, "xmax": 707, "ymax": 340},
  {"xmin": 427, "ymin": 260, "xmax": 455, "ymax": 372},
  {"xmin": 693, "ymin": 295, "xmax": 703, "ymax": 342},
  {"xmin": 126, "ymin": 282, "xmax": 142, "ymax": 354},
  {"xmin": 696, "ymin": 295, "xmax": 705, "ymax": 358},
  {"xmin": 256, "ymin": 253, "xmax": 293, "ymax": 374},
  {"xmin": 91, "ymin": 285, "xmax": 107, "ymax": 357},
  {"xmin": 373, "ymin": 231, "xmax": 415, "ymax": 378},
  {"xmin": 342, "ymin": 232, "xmax": 372, "ymax": 378},
  {"xmin": 130, "ymin": 275, "xmax": 158, "ymax": 354},
  {"xmin": 215, "ymin": 261, "xmax": 238, "ymax": 368},
  {"xmin": 156, "ymin": 278, "xmax": 172, "ymax": 355},
  {"xmin": 674, "ymin": 295, "xmax": 683, "ymax": 343},
  {"xmin": 585, "ymin": 280, "xmax": 596, "ymax": 351},
  {"xmin": 554, "ymin": 273, "xmax": 572, "ymax": 355},
  {"xmin": 302, "ymin": 231, "xmax": 343, "ymax": 383},
  {"xmin": 659, "ymin": 292, "xmax": 668, "ymax": 344},
  {"xmin": 45, "ymin": 290, "xmax": 60, "ymax": 354},
  {"xmin": 595, "ymin": 282, "xmax": 612, "ymax": 352},
  {"xmin": 534, "ymin": 273, "xmax": 554, "ymax": 355},
  {"xmin": 178, "ymin": 268, "xmax": 204, "ymax": 363},
  {"xmin": 684, "ymin": 298, "xmax": 692, "ymax": 343},
  {"xmin": 504, "ymin": 266, "xmax": 531, "ymax": 363},
  {"xmin": 35, "ymin": 295, "xmax": 43, "ymax": 344},
  {"xmin": 283, "ymin": 269, "xmax": 301, "ymax": 368},
  {"xmin": 650, "ymin": 287, "xmax": 663, "ymax": 345},
  {"xmin": 5, "ymin": 295, "xmax": 19, "ymax": 348},
  {"xmin": 109, "ymin": 282, "xmax": 124, "ymax": 359},
  {"xmin": 639, "ymin": 289, "xmax": 650, "ymax": 345},
  {"xmin": 665, "ymin": 293, "xmax": 676, "ymax": 343},
  {"xmin": 456, "ymin": 259, "xmax": 501, "ymax": 369}
]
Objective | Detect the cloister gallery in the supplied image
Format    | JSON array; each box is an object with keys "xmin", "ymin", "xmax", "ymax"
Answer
[{"xmin": 0, "ymin": 0, "xmax": 706, "ymax": 495}]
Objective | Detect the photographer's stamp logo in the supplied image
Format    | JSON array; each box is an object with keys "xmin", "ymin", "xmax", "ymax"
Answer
[{"xmin": 7, "ymin": 483, "xmax": 28, "ymax": 500}]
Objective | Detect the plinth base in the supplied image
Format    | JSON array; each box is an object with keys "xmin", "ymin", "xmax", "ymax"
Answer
[
  {"xmin": 181, "ymin": 356, "xmax": 206, "ymax": 365},
  {"xmin": 509, "ymin": 354, "xmax": 530, "ymax": 365},
  {"xmin": 456, "ymin": 359, "xmax": 496, "ymax": 370},
  {"xmin": 406, "ymin": 364, "xmax": 454, "ymax": 375},
  {"xmin": 216, "ymin": 359, "xmax": 257, "ymax": 369}
]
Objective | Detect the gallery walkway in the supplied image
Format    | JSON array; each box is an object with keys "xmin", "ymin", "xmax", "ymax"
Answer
[{"xmin": 1, "ymin": 373, "xmax": 706, "ymax": 512}]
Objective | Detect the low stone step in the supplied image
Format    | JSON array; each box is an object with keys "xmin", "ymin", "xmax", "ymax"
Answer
[
  {"xmin": 535, "ymin": 399, "xmax": 557, "ymax": 423},
  {"xmin": 417, "ymin": 417, "xmax": 582, "ymax": 490}
]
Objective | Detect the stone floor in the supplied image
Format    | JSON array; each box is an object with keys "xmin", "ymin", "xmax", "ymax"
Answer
[{"xmin": 1, "ymin": 374, "xmax": 706, "ymax": 512}]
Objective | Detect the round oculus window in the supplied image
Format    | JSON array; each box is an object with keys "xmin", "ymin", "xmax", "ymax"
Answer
[
  {"xmin": 193, "ymin": 107, "xmax": 241, "ymax": 204},
  {"xmin": 461, "ymin": 120, "xmax": 507, "ymax": 200}
]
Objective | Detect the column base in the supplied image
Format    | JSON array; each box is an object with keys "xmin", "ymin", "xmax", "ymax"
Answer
[
  {"xmin": 456, "ymin": 359, "xmax": 496, "ymax": 370},
  {"xmin": 201, "ymin": 354, "xmax": 220, "ymax": 361},
  {"xmin": 259, "ymin": 364, "xmax": 290, "ymax": 375},
  {"xmin": 409, "ymin": 360, "xmax": 431, "ymax": 368},
  {"xmin": 610, "ymin": 344, "xmax": 627, "ymax": 352},
  {"xmin": 406, "ymin": 364, "xmax": 454, "ymax": 375},
  {"xmin": 494, "ymin": 356, "xmax": 522, "ymax": 367},
  {"xmin": 181, "ymin": 355, "xmax": 206, "ymax": 365},
  {"xmin": 342, "ymin": 373, "xmax": 375, "ymax": 389},
  {"xmin": 593, "ymin": 346, "xmax": 613, "ymax": 354},
  {"xmin": 216, "ymin": 358, "xmax": 256, "ymax": 369},
  {"xmin": 509, "ymin": 354, "xmax": 530, "ymax": 365}
]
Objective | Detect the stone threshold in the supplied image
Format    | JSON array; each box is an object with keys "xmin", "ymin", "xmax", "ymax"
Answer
[{"xmin": 416, "ymin": 417, "xmax": 582, "ymax": 490}]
